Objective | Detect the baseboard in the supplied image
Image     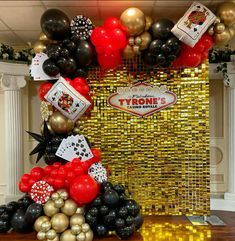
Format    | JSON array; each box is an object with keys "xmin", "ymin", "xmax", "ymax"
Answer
[{"xmin": 211, "ymin": 198, "xmax": 235, "ymax": 211}]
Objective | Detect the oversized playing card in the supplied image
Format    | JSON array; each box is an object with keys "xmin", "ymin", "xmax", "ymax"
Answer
[
  {"xmin": 45, "ymin": 77, "xmax": 91, "ymax": 121},
  {"xmin": 171, "ymin": 2, "xmax": 216, "ymax": 47}
]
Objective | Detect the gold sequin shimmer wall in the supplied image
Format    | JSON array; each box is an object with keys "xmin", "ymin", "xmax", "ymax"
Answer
[{"xmin": 79, "ymin": 60, "xmax": 210, "ymax": 216}]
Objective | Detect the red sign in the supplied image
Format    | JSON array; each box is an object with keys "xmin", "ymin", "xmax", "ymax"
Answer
[{"xmin": 107, "ymin": 82, "xmax": 177, "ymax": 117}]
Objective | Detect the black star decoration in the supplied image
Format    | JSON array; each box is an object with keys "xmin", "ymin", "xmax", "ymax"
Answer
[{"xmin": 27, "ymin": 121, "xmax": 52, "ymax": 163}]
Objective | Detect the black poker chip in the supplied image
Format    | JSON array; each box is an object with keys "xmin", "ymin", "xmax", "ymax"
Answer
[{"xmin": 70, "ymin": 15, "xmax": 93, "ymax": 40}]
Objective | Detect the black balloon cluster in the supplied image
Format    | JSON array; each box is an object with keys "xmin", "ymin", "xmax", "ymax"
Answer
[
  {"xmin": 85, "ymin": 182, "xmax": 143, "ymax": 240},
  {"xmin": 142, "ymin": 19, "xmax": 181, "ymax": 67},
  {"xmin": 40, "ymin": 9, "xmax": 94, "ymax": 78},
  {"xmin": 0, "ymin": 195, "xmax": 43, "ymax": 233}
]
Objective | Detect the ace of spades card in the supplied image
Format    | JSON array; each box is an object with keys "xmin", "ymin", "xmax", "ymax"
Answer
[
  {"xmin": 171, "ymin": 2, "xmax": 216, "ymax": 47},
  {"xmin": 45, "ymin": 77, "xmax": 91, "ymax": 121}
]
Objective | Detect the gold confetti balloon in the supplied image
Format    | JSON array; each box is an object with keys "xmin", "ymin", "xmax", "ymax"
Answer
[
  {"xmin": 34, "ymin": 216, "xmax": 50, "ymax": 232},
  {"xmin": 51, "ymin": 213, "xmax": 69, "ymax": 233},
  {"xmin": 60, "ymin": 230, "xmax": 77, "ymax": 241},
  {"xmin": 61, "ymin": 199, "xmax": 78, "ymax": 216},
  {"xmin": 70, "ymin": 214, "xmax": 85, "ymax": 226},
  {"xmin": 43, "ymin": 200, "xmax": 60, "ymax": 217}
]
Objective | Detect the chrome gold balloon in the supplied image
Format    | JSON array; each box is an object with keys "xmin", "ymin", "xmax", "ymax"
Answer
[
  {"xmin": 216, "ymin": 2, "xmax": 235, "ymax": 26},
  {"xmin": 139, "ymin": 31, "xmax": 152, "ymax": 50},
  {"xmin": 51, "ymin": 213, "xmax": 69, "ymax": 233},
  {"xmin": 70, "ymin": 214, "xmax": 85, "ymax": 226},
  {"xmin": 61, "ymin": 199, "xmax": 78, "ymax": 216},
  {"xmin": 33, "ymin": 40, "xmax": 47, "ymax": 53},
  {"xmin": 43, "ymin": 200, "xmax": 60, "ymax": 217},
  {"xmin": 34, "ymin": 216, "xmax": 50, "ymax": 232},
  {"xmin": 60, "ymin": 230, "xmax": 77, "ymax": 241}
]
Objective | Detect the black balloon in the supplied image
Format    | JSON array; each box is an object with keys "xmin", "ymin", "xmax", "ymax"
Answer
[
  {"xmin": 60, "ymin": 48, "xmax": 70, "ymax": 58},
  {"xmin": 103, "ymin": 190, "xmax": 119, "ymax": 207},
  {"xmin": 125, "ymin": 200, "xmax": 140, "ymax": 216},
  {"xmin": 24, "ymin": 203, "xmax": 43, "ymax": 225},
  {"xmin": 103, "ymin": 210, "xmax": 116, "ymax": 226},
  {"xmin": 119, "ymin": 192, "xmax": 128, "ymax": 202},
  {"xmin": 92, "ymin": 196, "xmax": 103, "ymax": 207},
  {"xmin": 57, "ymin": 57, "xmax": 67, "ymax": 69},
  {"xmin": 0, "ymin": 220, "xmax": 11, "ymax": 233},
  {"xmin": 89, "ymin": 207, "xmax": 99, "ymax": 217},
  {"xmin": 0, "ymin": 206, "xmax": 6, "ymax": 215},
  {"xmin": 161, "ymin": 44, "xmax": 171, "ymax": 54},
  {"xmin": 99, "ymin": 205, "xmax": 109, "ymax": 215},
  {"xmin": 71, "ymin": 33, "xmax": 81, "ymax": 43},
  {"xmin": 46, "ymin": 45, "xmax": 61, "ymax": 60},
  {"xmin": 41, "ymin": 9, "xmax": 70, "ymax": 41},
  {"xmin": 113, "ymin": 184, "xmax": 125, "ymax": 194},
  {"xmin": 166, "ymin": 37, "xmax": 181, "ymax": 51},
  {"xmin": 116, "ymin": 224, "xmax": 135, "ymax": 239},
  {"xmin": 60, "ymin": 57, "xmax": 77, "ymax": 75},
  {"xmin": 126, "ymin": 215, "xmax": 134, "ymax": 226},
  {"xmin": 75, "ymin": 40, "xmax": 94, "ymax": 66},
  {"xmin": 62, "ymin": 39, "xmax": 76, "ymax": 51},
  {"xmin": 149, "ymin": 40, "xmax": 163, "ymax": 55},
  {"xmin": 151, "ymin": 19, "xmax": 174, "ymax": 40},
  {"xmin": 134, "ymin": 214, "xmax": 144, "ymax": 230},
  {"xmin": 115, "ymin": 218, "xmax": 125, "ymax": 228},
  {"xmin": 11, "ymin": 209, "xmax": 31, "ymax": 233},
  {"xmin": 101, "ymin": 182, "xmax": 113, "ymax": 193},
  {"xmin": 74, "ymin": 68, "xmax": 88, "ymax": 78},
  {"xmin": 1, "ymin": 212, "xmax": 11, "ymax": 222},
  {"xmin": 96, "ymin": 224, "xmax": 108, "ymax": 237},
  {"xmin": 85, "ymin": 212, "xmax": 97, "ymax": 226},
  {"xmin": 167, "ymin": 55, "xmax": 176, "ymax": 62},
  {"xmin": 43, "ymin": 59, "xmax": 60, "ymax": 76},
  {"xmin": 156, "ymin": 54, "xmax": 166, "ymax": 65},
  {"xmin": 142, "ymin": 51, "xmax": 156, "ymax": 66},
  {"xmin": 118, "ymin": 206, "xmax": 128, "ymax": 218}
]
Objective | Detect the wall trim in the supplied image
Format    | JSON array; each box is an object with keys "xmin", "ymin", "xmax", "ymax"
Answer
[{"xmin": 211, "ymin": 198, "xmax": 235, "ymax": 211}]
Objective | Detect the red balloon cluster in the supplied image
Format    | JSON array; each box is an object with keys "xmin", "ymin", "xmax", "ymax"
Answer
[
  {"xmin": 173, "ymin": 33, "xmax": 213, "ymax": 68},
  {"xmin": 91, "ymin": 16, "xmax": 128, "ymax": 69},
  {"xmin": 38, "ymin": 82, "xmax": 53, "ymax": 101},
  {"xmin": 18, "ymin": 148, "xmax": 101, "ymax": 193}
]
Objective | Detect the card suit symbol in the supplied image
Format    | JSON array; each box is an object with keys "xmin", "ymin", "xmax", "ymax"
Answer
[
  {"xmin": 76, "ymin": 103, "xmax": 80, "ymax": 107},
  {"xmin": 78, "ymin": 140, "xmax": 82, "ymax": 143},
  {"xmin": 76, "ymin": 152, "xmax": 80, "ymax": 156},
  {"xmin": 194, "ymin": 28, "xmax": 197, "ymax": 32},
  {"xmin": 74, "ymin": 147, "xmax": 78, "ymax": 151},
  {"xmin": 85, "ymin": 153, "xmax": 88, "ymax": 157},
  {"xmin": 82, "ymin": 148, "xmax": 86, "ymax": 152},
  {"xmin": 81, "ymin": 144, "xmax": 84, "ymax": 148},
  {"xmin": 81, "ymin": 153, "xmax": 84, "ymax": 156},
  {"xmin": 52, "ymin": 97, "xmax": 55, "ymax": 101},
  {"xmin": 197, "ymin": 5, "xmax": 200, "ymax": 8},
  {"xmin": 72, "ymin": 143, "xmax": 75, "ymax": 146}
]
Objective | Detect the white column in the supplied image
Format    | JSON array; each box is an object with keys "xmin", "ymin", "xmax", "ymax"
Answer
[{"xmin": 0, "ymin": 74, "xmax": 26, "ymax": 201}]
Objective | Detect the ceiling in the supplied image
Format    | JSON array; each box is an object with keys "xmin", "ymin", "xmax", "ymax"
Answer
[{"xmin": 0, "ymin": 0, "xmax": 232, "ymax": 48}]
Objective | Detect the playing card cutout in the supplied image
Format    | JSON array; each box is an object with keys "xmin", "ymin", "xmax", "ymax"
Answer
[
  {"xmin": 171, "ymin": 2, "xmax": 216, "ymax": 47},
  {"xmin": 88, "ymin": 162, "xmax": 107, "ymax": 183},
  {"xmin": 45, "ymin": 77, "xmax": 91, "ymax": 121},
  {"xmin": 55, "ymin": 134, "xmax": 94, "ymax": 161},
  {"xmin": 30, "ymin": 53, "xmax": 60, "ymax": 81}
]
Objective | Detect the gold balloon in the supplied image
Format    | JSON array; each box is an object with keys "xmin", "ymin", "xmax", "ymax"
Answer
[
  {"xmin": 217, "ymin": 2, "xmax": 235, "ymax": 26},
  {"xmin": 120, "ymin": 7, "xmax": 146, "ymax": 36},
  {"xmin": 214, "ymin": 27, "xmax": 232, "ymax": 45},
  {"xmin": 214, "ymin": 17, "xmax": 221, "ymax": 24},
  {"xmin": 40, "ymin": 121, "xmax": 55, "ymax": 135},
  {"xmin": 51, "ymin": 213, "xmax": 69, "ymax": 233},
  {"xmin": 46, "ymin": 235, "xmax": 59, "ymax": 241},
  {"xmin": 60, "ymin": 190, "xmax": 69, "ymax": 200},
  {"xmin": 134, "ymin": 36, "xmax": 142, "ymax": 46},
  {"xmin": 85, "ymin": 230, "xmax": 94, "ymax": 241},
  {"xmin": 71, "ymin": 225, "xmax": 82, "ymax": 235},
  {"xmin": 73, "ymin": 127, "xmax": 80, "ymax": 135},
  {"xmin": 39, "ymin": 32, "xmax": 50, "ymax": 42},
  {"xmin": 44, "ymin": 200, "xmax": 60, "ymax": 217},
  {"xmin": 81, "ymin": 223, "xmax": 90, "ymax": 233},
  {"xmin": 34, "ymin": 216, "xmax": 50, "ymax": 232},
  {"xmin": 207, "ymin": 26, "xmax": 214, "ymax": 35},
  {"xmin": 76, "ymin": 207, "xmax": 85, "ymax": 215},
  {"xmin": 123, "ymin": 44, "xmax": 135, "ymax": 59},
  {"xmin": 46, "ymin": 229, "xmax": 57, "ymax": 240},
  {"xmin": 133, "ymin": 45, "xmax": 140, "ymax": 54},
  {"xmin": 37, "ymin": 231, "xmax": 46, "ymax": 240},
  {"xmin": 229, "ymin": 26, "xmax": 235, "ymax": 37},
  {"xmin": 139, "ymin": 31, "xmax": 152, "ymax": 50},
  {"xmin": 33, "ymin": 40, "xmax": 47, "ymax": 53},
  {"xmin": 54, "ymin": 198, "xmax": 64, "ymax": 208},
  {"xmin": 145, "ymin": 16, "xmax": 153, "ymax": 31},
  {"xmin": 41, "ymin": 221, "xmax": 51, "ymax": 232},
  {"xmin": 60, "ymin": 230, "xmax": 77, "ymax": 241},
  {"xmin": 214, "ymin": 22, "xmax": 226, "ymax": 34},
  {"xmin": 128, "ymin": 37, "xmax": 135, "ymax": 46},
  {"xmin": 51, "ymin": 192, "xmax": 60, "ymax": 201},
  {"xmin": 70, "ymin": 214, "xmax": 85, "ymax": 226},
  {"xmin": 49, "ymin": 112, "xmax": 74, "ymax": 134},
  {"xmin": 77, "ymin": 232, "xmax": 86, "ymax": 241},
  {"xmin": 61, "ymin": 199, "xmax": 78, "ymax": 216}
]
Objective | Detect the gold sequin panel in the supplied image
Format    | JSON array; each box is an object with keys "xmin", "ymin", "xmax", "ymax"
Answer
[{"xmin": 79, "ymin": 60, "xmax": 210, "ymax": 216}]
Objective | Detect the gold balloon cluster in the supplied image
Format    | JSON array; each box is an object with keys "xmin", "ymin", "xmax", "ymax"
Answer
[
  {"xmin": 208, "ymin": 1, "xmax": 235, "ymax": 45},
  {"xmin": 33, "ymin": 32, "xmax": 51, "ymax": 53},
  {"xmin": 35, "ymin": 189, "xmax": 93, "ymax": 241},
  {"xmin": 120, "ymin": 8, "xmax": 152, "ymax": 59}
]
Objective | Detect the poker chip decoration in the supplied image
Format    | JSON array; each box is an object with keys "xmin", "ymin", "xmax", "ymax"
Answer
[
  {"xmin": 29, "ymin": 180, "xmax": 54, "ymax": 204},
  {"xmin": 88, "ymin": 162, "xmax": 107, "ymax": 184},
  {"xmin": 70, "ymin": 15, "xmax": 93, "ymax": 40}
]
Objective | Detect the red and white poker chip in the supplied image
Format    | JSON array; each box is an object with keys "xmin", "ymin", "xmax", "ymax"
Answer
[{"xmin": 29, "ymin": 180, "xmax": 54, "ymax": 204}]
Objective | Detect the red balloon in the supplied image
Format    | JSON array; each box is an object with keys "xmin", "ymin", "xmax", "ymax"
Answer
[
  {"xmin": 53, "ymin": 178, "xmax": 65, "ymax": 189},
  {"xmin": 91, "ymin": 27, "xmax": 108, "ymax": 46},
  {"xmin": 193, "ymin": 41, "xmax": 205, "ymax": 53},
  {"xmin": 64, "ymin": 77, "xmax": 73, "ymax": 86},
  {"xmin": 21, "ymin": 173, "xmax": 30, "ymax": 183},
  {"xmin": 184, "ymin": 51, "xmax": 202, "ymax": 68},
  {"xmin": 66, "ymin": 171, "xmax": 76, "ymax": 182},
  {"xmin": 50, "ymin": 169, "xmax": 58, "ymax": 178},
  {"xmin": 98, "ymin": 51, "xmax": 121, "ymax": 69},
  {"xmin": 91, "ymin": 148, "xmax": 101, "ymax": 161},
  {"xmin": 58, "ymin": 166, "xmax": 66, "ymax": 178},
  {"xmin": 73, "ymin": 166, "xmax": 85, "ymax": 176},
  {"xmin": 28, "ymin": 178, "xmax": 36, "ymax": 187},
  {"xmin": 19, "ymin": 181, "xmax": 30, "ymax": 193},
  {"xmin": 73, "ymin": 83, "xmax": 90, "ymax": 96},
  {"xmin": 201, "ymin": 51, "xmax": 209, "ymax": 62},
  {"xmin": 30, "ymin": 167, "xmax": 44, "ymax": 181},
  {"xmin": 104, "ymin": 17, "xmax": 120, "ymax": 29},
  {"xmin": 108, "ymin": 28, "xmax": 127, "ymax": 50},
  {"xmin": 200, "ymin": 33, "xmax": 213, "ymax": 51},
  {"xmin": 73, "ymin": 77, "xmax": 88, "ymax": 87},
  {"xmin": 44, "ymin": 165, "xmax": 53, "ymax": 175},
  {"xmin": 69, "ymin": 175, "xmax": 99, "ymax": 205},
  {"xmin": 38, "ymin": 82, "xmax": 53, "ymax": 101}
]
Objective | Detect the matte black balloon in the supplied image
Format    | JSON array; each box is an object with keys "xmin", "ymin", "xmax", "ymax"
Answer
[
  {"xmin": 11, "ymin": 209, "xmax": 31, "ymax": 233},
  {"xmin": 60, "ymin": 48, "xmax": 70, "ymax": 58},
  {"xmin": 92, "ymin": 196, "xmax": 103, "ymax": 207},
  {"xmin": 60, "ymin": 57, "xmax": 77, "ymax": 75},
  {"xmin": 74, "ymin": 68, "xmax": 88, "ymax": 78},
  {"xmin": 149, "ymin": 39, "xmax": 163, "ymax": 55},
  {"xmin": 0, "ymin": 220, "xmax": 11, "ymax": 233},
  {"xmin": 24, "ymin": 203, "xmax": 43, "ymax": 225},
  {"xmin": 166, "ymin": 37, "xmax": 181, "ymax": 51},
  {"xmin": 41, "ymin": 9, "xmax": 70, "ymax": 41},
  {"xmin": 99, "ymin": 205, "xmax": 109, "ymax": 215},
  {"xmin": 161, "ymin": 44, "xmax": 171, "ymax": 54},
  {"xmin": 156, "ymin": 54, "xmax": 166, "ymax": 65},
  {"xmin": 0, "ymin": 206, "xmax": 6, "ymax": 215},
  {"xmin": 1, "ymin": 212, "xmax": 11, "ymax": 222},
  {"xmin": 142, "ymin": 51, "xmax": 156, "ymax": 66},
  {"xmin": 46, "ymin": 45, "xmax": 61, "ymax": 60},
  {"xmin": 116, "ymin": 224, "xmax": 135, "ymax": 239},
  {"xmin": 114, "ymin": 184, "xmax": 125, "ymax": 194},
  {"xmin": 134, "ymin": 214, "xmax": 144, "ymax": 230},
  {"xmin": 75, "ymin": 40, "xmax": 94, "ymax": 66},
  {"xmin": 115, "ymin": 218, "xmax": 125, "ymax": 228},
  {"xmin": 96, "ymin": 224, "xmax": 108, "ymax": 237},
  {"xmin": 43, "ymin": 59, "xmax": 60, "ymax": 76},
  {"xmin": 89, "ymin": 207, "xmax": 99, "ymax": 217},
  {"xmin": 101, "ymin": 182, "xmax": 113, "ymax": 193},
  {"xmin": 103, "ymin": 190, "xmax": 119, "ymax": 207},
  {"xmin": 62, "ymin": 39, "xmax": 76, "ymax": 51},
  {"xmin": 125, "ymin": 200, "xmax": 140, "ymax": 216},
  {"xmin": 151, "ymin": 19, "xmax": 174, "ymax": 39},
  {"xmin": 118, "ymin": 206, "xmax": 128, "ymax": 218}
]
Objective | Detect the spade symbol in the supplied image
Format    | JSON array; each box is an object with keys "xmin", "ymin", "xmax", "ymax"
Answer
[{"xmin": 194, "ymin": 28, "xmax": 197, "ymax": 32}]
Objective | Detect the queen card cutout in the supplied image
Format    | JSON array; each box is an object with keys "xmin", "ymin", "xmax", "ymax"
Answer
[
  {"xmin": 171, "ymin": 2, "xmax": 216, "ymax": 47},
  {"xmin": 45, "ymin": 77, "xmax": 91, "ymax": 121}
]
